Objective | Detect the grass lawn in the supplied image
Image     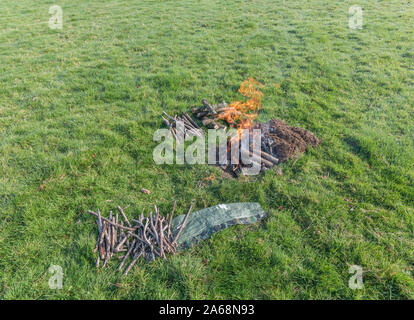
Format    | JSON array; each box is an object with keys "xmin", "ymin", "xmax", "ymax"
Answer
[{"xmin": 0, "ymin": 0, "xmax": 413, "ymax": 299}]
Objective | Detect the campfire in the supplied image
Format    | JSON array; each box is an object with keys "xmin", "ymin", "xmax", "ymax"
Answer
[
  {"xmin": 190, "ymin": 78, "xmax": 321, "ymax": 177},
  {"xmin": 159, "ymin": 78, "xmax": 320, "ymax": 177}
]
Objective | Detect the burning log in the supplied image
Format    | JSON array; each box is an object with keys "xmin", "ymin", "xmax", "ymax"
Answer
[{"xmin": 88, "ymin": 202, "xmax": 193, "ymax": 275}]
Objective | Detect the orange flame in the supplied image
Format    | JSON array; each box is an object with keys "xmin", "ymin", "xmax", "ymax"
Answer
[{"xmin": 217, "ymin": 77, "xmax": 264, "ymax": 136}]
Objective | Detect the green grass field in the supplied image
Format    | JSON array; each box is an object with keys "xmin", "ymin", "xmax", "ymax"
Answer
[{"xmin": 1, "ymin": 0, "xmax": 413, "ymax": 299}]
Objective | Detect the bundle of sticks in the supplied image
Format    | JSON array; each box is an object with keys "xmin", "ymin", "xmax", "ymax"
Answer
[
  {"xmin": 88, "ymin": 201, "xmax": 192, "ymax": 275},
  {"xmin": 191, "ymin": 99, "xmax": 228, "ymax": 129},
  {"xmin": 162, "ymin": 111, "xmax": 204, "ymax": 143}
]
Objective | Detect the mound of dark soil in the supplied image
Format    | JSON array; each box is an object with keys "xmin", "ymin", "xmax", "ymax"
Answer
[{"xmin": 261, "ymin": 119, "xmax": 320, "ymax": 162}]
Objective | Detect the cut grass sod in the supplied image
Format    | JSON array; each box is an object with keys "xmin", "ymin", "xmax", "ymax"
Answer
[{"xmin": 0, "ymin": 0, "xmax": 413, "ymax": 299}]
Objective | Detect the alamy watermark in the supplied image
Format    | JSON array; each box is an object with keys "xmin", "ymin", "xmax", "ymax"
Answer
[
  {"xmin": 153, "ymin": 123, "xmax": 262, "ymax": 175},
  {"xmin": 48, "ymin": 264, "xmax": 63, "ymax": 289},
  {"xmin": 49, "ymin": 5, "xmax": 63, "ymax": 30},
  {"xmin": 348, "ymin": 265, "xmax": 364, "ymax": 289},
  {"xmin": 349, "ymin": 5, "xmax": 363, "ymax": 30}
]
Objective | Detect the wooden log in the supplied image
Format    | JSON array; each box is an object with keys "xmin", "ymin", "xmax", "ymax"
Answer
[
  {"xmin": 260, "ymin": 151, "xmax": 279, "ymax": 165},
  {"xmin": 202, "ymin": 99, "xmax": 217, "ymax": 115},
  {"xmin": 215, "ymin": 107, "xmax": 235, "ymax": 113},
  {"xmin": 196, "ymin": 111, "xmax": 210, "ymax": 118},
  {"xmin": 202, "ymin": 118, "xmax": 217, "ymax": 127},
  {"xmin": 240, "ymin": 147, "xmax": 274, "ymax": 168},
  {"xmin": 191, "ymin": 107, "xmax": 202, "ymax": 114}
]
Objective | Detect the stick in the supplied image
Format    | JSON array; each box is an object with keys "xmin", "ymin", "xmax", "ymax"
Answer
[
  {"xmin": 168, "ymin": 200, "xmax": 176, "ymax": 240},
  {"xmin": 118, "ymin": 239, "xmax": 136, "ymax": 271},
  {"xmin": 183, "ymin": 112, "xmax": 201, "ymax": 129},
  {"xmin": 184, "ymin": 125, "xmax": 202, "ymax": 137},
  {"xmin": 159, "ymin": 219, "xmax": 165, "ymax": 259},
  {"xmin": 149, "ymin": 212, "xmax": 160, "ymax": 245},
  {"xmin": 123, "ymin": 251, "xmax": 143, "ymax": 276},
  {"xmin": 114, "ymin": 235, "xmax": 128, "ymax": 252},
  {"xmin": 115, "ymin": 212, "xmax": 119, "ymax": 238},
  {"xmin": 88, "ymin": 210, "xmax": 136, "ymax": 231},
  {"xmin": 112, "ymin": 216, "xmax": 117, "ymax": 252},
  {"xmin": 118, "ymin": 221, "xmax": 124, "ymax": 243},
  {"xmin": 153, "ymin": 204, "xmax": 159, "ymax": 228},
  {"xmin": 97, "ymin": 210, "xmax": 103, "ymax": 233},
  {"xmin": 161, "ymin": 115, "xmax": 171, "ymax": 127},
  {"xmin": 179, "ymin": 117, "xmax": 201, "ymax": 134},
  {"xmin": 170, "ymin": 127, "xmax": 178, "ymax": 141},
  {"xmin": 103, "ymin": 232, "xmax": 111, "ymax": 267},
  {"xmin": 173, "ymin": 204, "xmax": 193, "ymax": 243},
  {"xmin": 142, "ymin": 219, "xmax": 155, "ymax": 261},
  {"xmin": 117, "ymin": 206, "xmax": 131, "ymax": 227},
  {"xmin": 162, "ymin": 111, "xmax": 176, "ymax": 122},
  {"xmin": 99, "ymin": 222, "xmax": 107, "ymax": 260}
]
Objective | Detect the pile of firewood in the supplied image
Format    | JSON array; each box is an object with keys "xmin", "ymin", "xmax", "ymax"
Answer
[
  {"xmin": 191, "ymin": 99, "xmax": 228, "ymax": 129},
  {"xmin": 88, "ymin": 201, "xmax": 192, "ymax": 275},
  {"xmin": 159, "ymin": 99, "xmax": 282, "ymax": 176},
  {"xmin": 161, "ymin": 111, "xmax": 204, "ymax": 143}
]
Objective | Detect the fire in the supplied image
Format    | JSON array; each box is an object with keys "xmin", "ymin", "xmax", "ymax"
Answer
[{"xmin": 217, "ymin": 77, "xmax": 264, "ymax": 136}]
